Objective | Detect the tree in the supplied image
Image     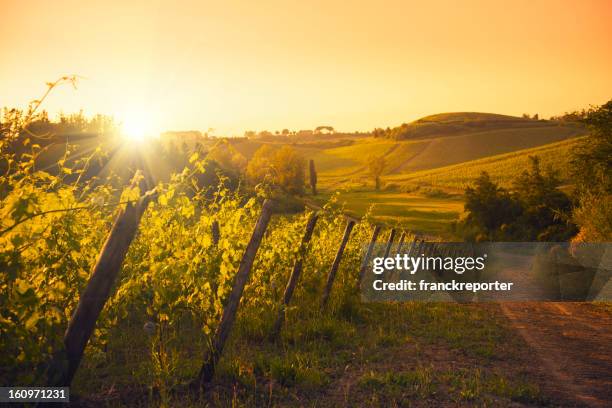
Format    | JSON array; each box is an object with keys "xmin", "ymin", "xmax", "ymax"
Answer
[
  {"xmin": 512, "ymin": 156, "xmax": 576, "ymax": 241},
  {"xmin": 258, "ymin": 130, "xmax": 273, "ymax": 138},
  {"xmin": 463, "ymin": 172, "xmax": 521, "ymax": 240},
  {"xmin": 571, "ymin": 100, "xmax": 612, "ymax": 241},
  {"xmin": 572, "ymin": 100, "xmax": 612, "ymax": 195},
  {"xmin": 246, "ymin": 145, "xmax": 276, "ymax": 185},
  {"xmin": 314, "ymin": 126, "xmax": 334, "ymax": 134},
  {"xmin": 246, "ymin": 145, "xmax": 306, "ymax": 195},
  {"xmin": 309, "ymin": 159, "xmax": 317, "ymax": 195},
  {"xmin": 207, "ymin": 141, "xmax": 247, "ymax": 174},
  {"xmin": 457, "ymin": 162, "xmax": 577, "ymax": 242},
  {"xmin": 367, "ymin": 155, "xmax": 386, "ymax": 191},
  {"xmin": 371, "ymin": 128, "xmax": 385, "ymax": 138},
  {"xmin": 272, "ymin": 146, "xmax": 306, "ymax": 195}
]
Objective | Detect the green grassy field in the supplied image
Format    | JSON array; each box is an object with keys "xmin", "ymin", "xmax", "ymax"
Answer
[
  {"xmin": 311, "ymin": 190, "xmax": 464, "ymax": 237},
  {"xmin": 75, "ymin": 301, "xmax": 543, "ymax": 406},
  {"xmin": 295, "ymin": 138, "xmax": 396, "ymax": 175}
]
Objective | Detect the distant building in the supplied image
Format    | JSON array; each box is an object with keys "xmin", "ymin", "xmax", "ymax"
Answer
[{"xmin": 297, "ymin": 129, "xmax": 314, "ymax": 137}]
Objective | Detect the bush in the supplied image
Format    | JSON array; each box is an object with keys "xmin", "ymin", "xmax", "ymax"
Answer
[
  {"xmin": 572, "ymin": 193, "xmax": 612, "ymax": 242},
  {"xmin": 246, "ymin": 145, "xmax": 306, "ymax": 195},
  {"xmin": 400, "ymin": 183, "xmax": 421, "ymax": 194},
  {"xmin": 457, "ymin": 160, "xmax": 577, "ymax": 241},
  {"xmin": 382, "ymin": 182, "xmax": 400, "ymax": 191},
  {"xmin": 420, "ymin": 187, "xmax": 451, "ymax": 198}
]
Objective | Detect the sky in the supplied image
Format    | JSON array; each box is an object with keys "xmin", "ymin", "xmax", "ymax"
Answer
[{"xmin": 1, "ymin": 0, "xmax": 611, "ymax": 136}]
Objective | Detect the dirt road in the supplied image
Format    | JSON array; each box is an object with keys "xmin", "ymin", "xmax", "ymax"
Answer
[{"xmin": 501, "ymin": 302, "xmax": 611, "ymax": 407}]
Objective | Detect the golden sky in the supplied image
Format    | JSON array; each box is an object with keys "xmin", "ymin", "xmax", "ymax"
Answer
[{"xmin": 1, "ymin": 0, "xmax": 611, "ymax": 135}]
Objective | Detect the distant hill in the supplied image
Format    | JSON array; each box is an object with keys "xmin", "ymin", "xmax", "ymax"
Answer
[
  {"xmin": 201, "ymin": 111, "xmax": 586, "ymax": 191},
  {"xmin": 386, "ymin": 137, "xmax": 584, "ymax": 190},
  {"xmin": 388, "ymin": 125, "xmax": 583, "ymax": 172},
  {"xmin": 377, "ymin": 112, "xmax": 579, "ymax": 140},
  {"xmin": 304, "ymin": 123, "xmax": 583, "ymax": 184},
  {"xmin": 418, "ymin": 112, "xmax": 524, "ymax": 122}
]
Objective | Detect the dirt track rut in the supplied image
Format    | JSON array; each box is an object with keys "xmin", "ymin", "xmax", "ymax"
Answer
[{"xmin": 501, "ymin": 302, "xmax": 611, "ymax": 407}]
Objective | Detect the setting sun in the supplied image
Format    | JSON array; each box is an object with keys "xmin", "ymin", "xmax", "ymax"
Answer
[{"xmin": 121, "ymin": 111, "xmax": 155, "ymax": 143}]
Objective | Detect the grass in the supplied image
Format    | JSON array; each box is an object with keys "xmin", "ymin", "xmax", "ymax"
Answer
[
  {"xmin": 387, "ymin": 136, "xmax": 584, "ymax": 190},
  {"xmin": 73, "ymin": 298, "xmax": 537, "ymax": 406},
  {"xmin": 356, "ymin": 367, "xmax": 543, "ymax": 406},
  {"xmin": 389, "ymin": 125, "xmax": 582, "ymax": 172},
  {"xmin": 357, "ymin": 367, "xmax": 436, "ymax": 400},
  {"xmin": 311, "ymin": 190, "xmax": 464, "ymax": 237},
  {"xmin": 296, "ymin": 138, "xmax": 397, "ymax": 176}
]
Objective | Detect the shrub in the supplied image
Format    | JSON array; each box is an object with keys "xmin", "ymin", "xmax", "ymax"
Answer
[{"xmin": 420, "ymin": 187, "xmax": 451, "ymax": 198}]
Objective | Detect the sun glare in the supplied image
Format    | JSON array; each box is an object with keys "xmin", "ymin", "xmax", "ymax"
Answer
[{"xmin": 121, "ymin": 111, "xmax": 155, "ymax": 143}]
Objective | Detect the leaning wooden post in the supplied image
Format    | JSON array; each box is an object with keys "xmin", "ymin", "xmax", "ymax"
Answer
[
  {"xmin": 194, "ymin": 199, "xmax": 275, "ymax": 387},
  {"xmin": 415, "ymin": 239, "xmax": 425, "ymax": 256},
  {"xmin": 321, "ymin": 219, "xmax": 356, "ymax": 308},
  {"xmin": 211, "ymin": 219, "xmax": 220, "ymax": 246},
  {"xmin": 357, "ymin": 225, "xmax": 382, "ymax": 286},
  {"xmin": 271, "ymin": 212, "xmax": 319, "ymax": 339},
  {"xmin": 406, "ymin": 236, "xmax": 419, "ymax": 258},
  {"xmin": 396, "ymin": 231, "xmax": 407, "ymax": 255},
  {"xmin": 420, "ymin": 241, "xmax": 428, "ymax": 257},
  {"xmin": 442, "ymin": 245, "xmax": 449, "ymax": 258},
  {"xmin": 383, "ymin": 228, "xmax": 396, "ymax": 259},
  {"xmin": 49, "ymin": 188, "xmax": 157, "ymax": 386}
]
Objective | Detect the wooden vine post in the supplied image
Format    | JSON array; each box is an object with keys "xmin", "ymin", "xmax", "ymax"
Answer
[
  {"xmin": 321, "ymin": 219, "xmax": 356, "ymax": 308},
  {"xmin": 49, "ymin": 188, "xmax": 157, "ymax": 386},
  {"xmin": 211, "ymin": 219, "xmax": 220, "ymax": 246},
  {"xmin": 407, "ymin": 236, "xmax": 419, "ymax": 258},
  {"xmin": 194, "ymin": 199, "xmax": 275, "ymax": 387},
  {"xmin": 357, "ymin": 225, "xmax": 381, "ymax": 286},
  {"xmin": 382, "ymin": 228, "xmax": 396, "ymax": 259},
  {"xmin": 396, "ymin": 231, "xmax": 406, "ymax": 254},
  {"xmin": 415, "ymin": 239, "xmax": 425, "ymax": 257},
  {"xmin": 271, "ymin": 212, "xmax": 319, "ymax": 339}
]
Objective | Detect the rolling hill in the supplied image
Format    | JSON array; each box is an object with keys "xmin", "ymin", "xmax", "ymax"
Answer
[
  {"xmin": 378, "ymin": 111, "xmax": 568, "ymax": 140},
  {"xmin": 302, "ymin": 121, "xmax": 584, "ymax": 188},
  {"xmin": 388, "ymin": 125, "xmax": 582, "ymax": 172},
  {"xmin": 386, "ymin": 136, "xmax": 584, "ymax": 190},
  {"xmin": 221, "ymin": 112, "xmax": 585, "ymax": 193}
]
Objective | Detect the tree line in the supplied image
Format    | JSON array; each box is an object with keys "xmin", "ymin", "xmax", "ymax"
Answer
[{"xmin": 456, "ymin": 100, "xmax": 611, "ymax": 242}]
